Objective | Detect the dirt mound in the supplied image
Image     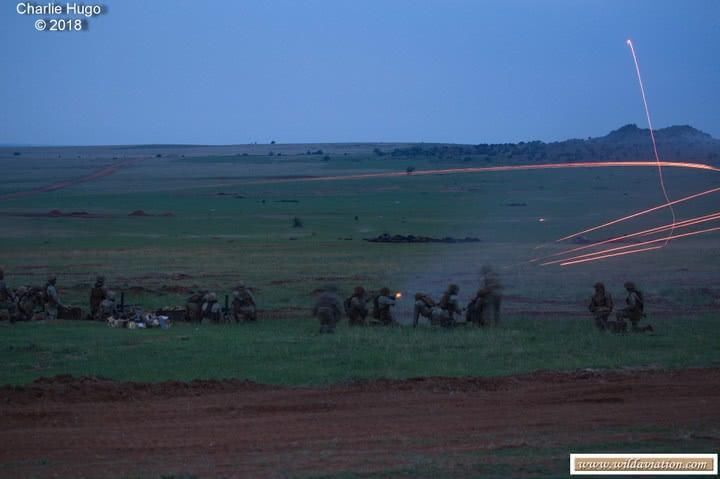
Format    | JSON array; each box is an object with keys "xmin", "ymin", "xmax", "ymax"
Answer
[
  {"xmin": 365, "ymin": 233, "xmax": 481, "ymax": 243},
  {"xmin": 128, "ymin": 210, "xmax": 175, "ymax": 217}
]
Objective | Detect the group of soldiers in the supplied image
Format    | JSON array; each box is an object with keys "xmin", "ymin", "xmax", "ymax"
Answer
[
  {"xmin": 313, "ymin": 267, "xmax": 504, "ymax": 333},
  {"xmin": 0, "ymin": 269, "xmax": 62, "ymax": 322},
  {"xmin": 588, "ymin": 281, "xmax": 653, "ymax": 333},
  {"xmin": 0, "ymin": 268, "xmax": 653, "ymax": 335},
  {"xmin": 184, "ymin": 284, "xmax": 257, "ymax": 324}
]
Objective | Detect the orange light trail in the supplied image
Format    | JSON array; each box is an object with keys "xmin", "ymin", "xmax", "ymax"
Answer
[
  {"xmin": 547, "ymin": 226, "xmax": 720, "ymax": 266},
  {"xmin": 247, "ymin": 160, "xmax": 719, "ymax": 185},
  {"xmin": 533, "ymin": 211, "xmax": 720, "ymax": 263},
  {"xmin": 556, "ymin": 186, "xmax": 720, "ymax": 243},
  {"xmin": 626, "ymin": 38, "xmax": 677, "ymax": 246}
]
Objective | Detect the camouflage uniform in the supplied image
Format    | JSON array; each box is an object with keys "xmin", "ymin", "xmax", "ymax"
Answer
[
  {"xmin": 479, "ymin": 266, "xmax": 502, "ymax": 325},
  {"xmin": 185, "ymin": 291, "xmax": 206, "ymax": 322},
  {"xmin": 373, "ymin": 287, "xmax": 397, "ymax": 326},
  {"xmin": 89, "ymin": 276, "xmax": 107, "ymax": 319},
  {"xmin": 314, "ymin": 287, "xmax": 342, "ymax": 334},
  {"xmin": 588, "ymin": 282, "xmax": 613, "ymax": 331},
  {"xmin": 97, "ymin": 291, "xmax": 117, "ymax": 320},
  {"xmin": 0, "ymin": 269, "xmax": 16, "ymax": 322},
  {"xmin": 412, "ymin": 293, "xmax": 435, "ymax": 327},
  {"xmin": 465, "ymin": 289, "xmax": 485, "ymax": 326},
  {"xmin": 616, "ymin": 282, "xmax": 653, "ymax": 333},
  {"xmin": 231, "ymin": 285, "xmax": 257, "ymax": 322},
  {"xmin": 201, "ymin": 293, "xmax": 223, "ymax": 323},
  {"xmin": 437, "ymin": 284, "xmax": 462, "ymax": 328},
  {"xmin": 345, "ymin": 286, "xmax": 368, "ymax": 327},
  {"xmin": 44, "ymin": 276, "xmax": 60, "ymax": 320}
]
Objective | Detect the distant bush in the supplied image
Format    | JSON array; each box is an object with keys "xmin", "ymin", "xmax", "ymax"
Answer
[
  {"xmin": 406, "ymin": 166, "xmax": 416, "ymax": 174},
  {"xmin": 13, "ymin": 152, "xmax": 21, "ymax": 156},
  {"xmin": 373, "ymin": 148, "xmax": 384, "ymax": 156}
]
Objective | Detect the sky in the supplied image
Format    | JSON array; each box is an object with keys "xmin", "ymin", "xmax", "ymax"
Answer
[{"xmin": 1, "ymin": 0, "xmax": 719, "ymax": 145}]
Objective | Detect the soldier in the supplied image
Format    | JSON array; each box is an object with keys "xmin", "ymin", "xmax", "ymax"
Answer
[
  {"xmin": 44, "ymin": 275, "xmax": 61, "ymax": 320},
  {"xmin": 97, "ymin": 291, "xmax": 117, "ymax": 321},
  {"xmin": 465, "ymin": 288, "xmax": 486, "ymax": 326},
  {"xmin": 232, "ymin": 283, "xmax": 257, "ymax": 322},
  {"xmin": 185, "ymin": 291, "xmax": 206, "ymax": 322},
  {"xmin": 588, "ymin": 282, "xmax": 613, "ymax": 331},
  {"xmin": 89, "ymin": 275, "xmax": 108, "ymax": 319},
  {"xmin": 0, "ymin": 269, "xmax": 16, "ymax": 322},
  {"xmin": 437, "ymin": 284, "xmax": 462, "ymax": 328},
  {"xmin": 345, "ymin": 286, "xmax": 369, "ymax": 326},
  {"xmin": 479, "ymin": 265, "xmax": 503, "ymax": 325},
  {"xmin": 412, "ymin": 292, "xmax": 435, "ymax": 327},
  {"xmin": 201, "ymin": 292, "xmax": 223, "ymax": 323},
  {"xmin": 372, "ymin": 287, "xmax": 397, "ymax": 326},
  {"xmin": 616, "ymin": 282, "xmax": 653, "ymax": 333},
  {"xmin": 313, "ymin": 286, "xmax": 342, "ymax": 334}
]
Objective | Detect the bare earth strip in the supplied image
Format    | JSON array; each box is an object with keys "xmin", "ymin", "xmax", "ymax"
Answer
[
  {"xmin": 0, "ymin": 159, "xmax": 139, "ymax": 201},
  {"xmin": 0, "ymin": 368, "xmax": 718, "ymax": 478}
]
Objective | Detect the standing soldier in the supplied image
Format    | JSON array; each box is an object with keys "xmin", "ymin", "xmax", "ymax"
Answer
[
  {"xmin": 437, "ymin": 284, "xmax": 462, "ymax": 328},
  {"xmin": 412, "ymin": 292, "xmax": 435, "ymax": 327},
  {"xmin": 479, "ymin": 265, "xmax": 503, "ymax": 325},
  {"xmin": 0, "ymin": 269, "xmax": 15, "ymax": 322},
  {"xmin": 231, "ymin": 283, "xmax": 257, "ymax": 322},
  {"xmin": 345, "ymin": 286, "xmax": 369, "ymax": 327},
  {"xmin": 89, "ymin": 275, "xmax": 107, "ymax": 320},
  {"xmin": 588, "ymin": 282, "xmax": 613, "ymax": 331},
  {"xmin": 201, "ymin": 292, "xmax": 223, "ymax": 323},
  {"xmin": 616, "ymin": 282, "xmax": 653, "ymax": 333},
  {"xmin": 44, "ymin": 275, "xmax": 61, "ymax": 320},
  {"xmin": 313, "ymin": 285, "xmax": 342, "ymax": 334},
  {"xmin": 372, "ymin": 287, "xmax": 397, "ymax": 326}
]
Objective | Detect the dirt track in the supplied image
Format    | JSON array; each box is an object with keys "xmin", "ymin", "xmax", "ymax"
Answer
[{"xmin": 1, "ymin": 369, "xmax": 718, "ymax": 478}]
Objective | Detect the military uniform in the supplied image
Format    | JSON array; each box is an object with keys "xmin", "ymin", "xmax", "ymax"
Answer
[
  {"xmin": 412, "ymin": 293, "xmax": 434, "ymax": 327},
  {"xmin": 185, "ymin": 291, "xmax": 206, "ymax": 322},
  {"xmin": 465, "ymin": 289, "xmax": 485, "ymax": 326},
  {"xmin": 346, "ymin": 287, "xmax": 368, "ymax": 326},
  {"xmin": 374, "ymin": 288, "xmax": 397, "ymax": 326},
  {"xmin": 588, "ymin": 283, "xmax": 613, "ymax": 331},
  {"xmin": 44, "ymin": 277, "xmax": 60, "ymax": 321},
  {"xmin": 201, "ymin": 293, "xmax": 223, "ymax": 323},
  {"xmin": 97, "ymin": 291, "xmax": 117, "ymax": 320},
  {"xmin": 89, "ymin": 276, "xmax": 107, "ymax": 319},
  {"xmin": 314, "ymin": 289, "xmax": 342, "ymax": 333},
  {"xmin": 437, "ymin": 285, "xmax": 462, "ymax": 328},
  {"xmin": 0, "ymin": 270, "xmax": 16, "ymax": 322},
  {"xmin": 231, "ymin": 287, "xmax": 257, "ymax": 322},
  {"xmin": 616, "ymin": 282, "xmax": 653, "ymax": 333},
  {"xmin": 479, "ymin": 266, "xmax": 502, "ymax": 325}
]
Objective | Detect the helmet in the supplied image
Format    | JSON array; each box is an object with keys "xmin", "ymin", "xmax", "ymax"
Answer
[
  {"xmin": 624, "ymin": 282, "xmax": 636, "ymax": 290},
  {"xmin": 354, "ymin": 286, "xmax": 365, "ymax": 296},
  {"xmin": 96, "ymin": 275, "xmax": 105, "ymax": 284},
  {"xmin": 380, "ymin": 287, "xmax": 390, "ymax": 296},
  {"xmin": 448, "ymin": 284, "xmax": 459, "ymax": 294},
  {"xmin": 47, "ymin": 275, "xmax": 57, "ymax": 283},
  {"xmin": 207, "ymin": 292, "xmax": 217, "ymax": 301},
  {"xmin": 594, "ymin": 282, "xmax": 605, "ymax": 291}
]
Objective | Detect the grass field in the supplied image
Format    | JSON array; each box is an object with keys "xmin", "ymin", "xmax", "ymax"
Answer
[{"xmin": 1, "ymin": 316, "xmax": 718, "ymax": 386}]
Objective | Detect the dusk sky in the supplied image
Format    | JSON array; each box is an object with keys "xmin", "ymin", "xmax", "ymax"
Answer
[{"xmin": 2, "ymin": 0, "xmax": 719, "ymax": 145}]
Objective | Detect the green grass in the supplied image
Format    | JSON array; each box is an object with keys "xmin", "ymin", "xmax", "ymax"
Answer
[{"xmin": 1, "ymin": 316, "xmax": 718, "ymax": 386}]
